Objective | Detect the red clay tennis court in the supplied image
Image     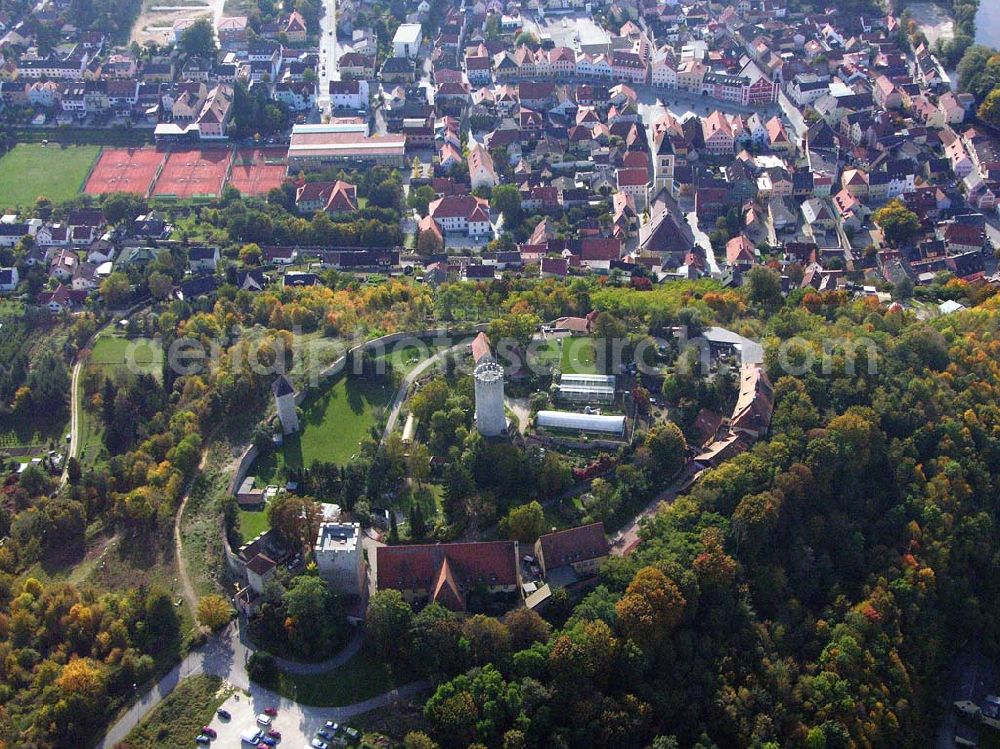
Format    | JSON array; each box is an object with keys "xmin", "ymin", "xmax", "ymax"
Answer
[
  {"xmin": 84, "ymin": 147, "xmax": 165, "ymax": 196},
  {"xmin": 227, "ymin": 147, "xmax": 289, "ymax": 195},
  {"xmin": 152, "ymin": 148, "xmax": 231, "ymax": 199}
]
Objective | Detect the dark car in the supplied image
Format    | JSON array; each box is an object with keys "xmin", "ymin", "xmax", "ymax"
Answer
[
  {"xmin": 216, "ymin": 708, "xmax": 231, "ymax": 720},
  {"xmin": 317, "ymin": 729, "xmax": 334, "ymax": 741},
  {"xmin": 267, "ymin": 729, "xmax": 282, "ymax": 740},
  {"xmin": 201, "ymin": 727, "xmax": 217, "ymax": 739},
  {"xmin": 195, "ymin": 736, "xmax": 211, "ymax": 746},
  {"xmin": 264, "ymin": 706, "xmax": 278, "ymax": 717}
]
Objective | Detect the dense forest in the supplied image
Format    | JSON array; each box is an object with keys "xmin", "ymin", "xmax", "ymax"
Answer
[{"xmin": 383, "ymin": 293, "xmax": 1000, "ymax": 749}]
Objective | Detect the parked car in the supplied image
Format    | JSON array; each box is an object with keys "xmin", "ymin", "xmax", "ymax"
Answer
[
  {"xmin": 311, "ymin": 740, "xmax": 329, "ymax": 749},
  {"xmin": 202, "ymin": 727, "xmax": 218, "ymax": 739},
  {"xmin": 324, "ymin": 721, "xmax": 338, "ymax": 732},
  {"xmin": 261, "ymin": 737, "xmax": 277, "ymax": 747},
  {"xmin": 264, "ymin": 706, "xmax": 278, "ymax": 717},
  {"xmin": 267, "ymin": 729, "xmax": 282, "ymax": 740},
  {"xmin": 217, "ymin": 709, "xmax": 231, "ymax": 720},
  {"xmin": 256, "ymin": 713, "xmax": 273, "ymax": 726},
  {"xmin": 317, "ymin": 729, "xmax": 334, "ymax": 741},
  {"xmin": 195, "ymin": 736, "xmax": 211, "ymax": 746}
]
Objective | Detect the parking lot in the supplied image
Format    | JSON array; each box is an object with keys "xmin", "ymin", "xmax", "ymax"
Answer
[{"xmin": 203, "ymin": 691, "xmax": 359, "ymax": 749}]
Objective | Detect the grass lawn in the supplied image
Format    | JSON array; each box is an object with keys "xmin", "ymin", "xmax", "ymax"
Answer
[
  {"xmin": 0, "ymin": 299, "xmax": 25, "ymax": 318},
  {"xmin": 252, "ymin": 376, "xmax": 393, "ymax": 482},
  {"xmin": 271, "ymin": 647, "xmax": 418, "ymax": 707},
  {"xmin": 122, "ymin": 675, "xmax": 231, "ymax": 749},
  {"xmin": 560, "ymin": 336, "xmax": 599, "ymax": 374},
  {"xmin": 237, "ymin": 507, "xmax": 270, "ymax": 544},
  {"xmin": 0, "ymin": 143, "xmax": 100, "ymax": 208},
  {"xmin": 89, "ymin": 332, "xmax": 164, "ymax": 379},
  {"xmin": 371, "ymin": 340, "xmax": 450, "ymax": 375}
]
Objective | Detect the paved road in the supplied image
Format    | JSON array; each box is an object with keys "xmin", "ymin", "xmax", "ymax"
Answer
[
  {"xmin": 318, "ymin": 0, "xmax": 339, "ymax": 113},
  {"xmin": 98, "ymin": 622, "xmax": 428, "ymax": 748},
  {"xmin": 611, "ymin": 463, "xmax": 702, "ymax": 555},
  {"xmin": 60, "ymin": 356, "xmax": 82, "ymax": 486}
]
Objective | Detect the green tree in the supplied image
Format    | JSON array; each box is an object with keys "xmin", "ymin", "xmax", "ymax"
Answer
[
  {"xmin": 499, "ymin": 500, "xmax": 546, "ymax": 542},
  {"xmin": 179, "ymin": 18, "xmax": 217, "ymax": 59},
  {"xmin": 366, "ymin": 589, "xmax": 414, "ymax": 658},
  {"xmin": 745, "ymin": 266, "xmax": 783, "ymax": 310},
  {"xmin": 147, "ymin": 271, "xmax": 173, "ymax": 301},
  {"xmin": 283, "ymin": 575, "xmax": 345, "ymax": 659},
  {"xmin": 490, "ymin": 183, "xmax": 522, "ymax": 227},
  {"xmin": 643, "ymin": 422, "xmax": 687, "ymax": 477},
  {"xmin": 100, "ymin": 272, "xmax": 131, "ymax": 305},
  {"xmin": 408, "ymin": 184, "xmax": 437, "ymax": 217}
]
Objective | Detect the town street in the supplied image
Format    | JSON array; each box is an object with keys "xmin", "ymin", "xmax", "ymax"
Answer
[{"xmin": 318, "ymin": 0, "xmax": 339, "ymax": 113}]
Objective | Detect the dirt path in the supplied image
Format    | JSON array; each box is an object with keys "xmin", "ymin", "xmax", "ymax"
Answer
[{"xmin": 173, "ymin": 451, "xmax": 210, "ymax": 617}]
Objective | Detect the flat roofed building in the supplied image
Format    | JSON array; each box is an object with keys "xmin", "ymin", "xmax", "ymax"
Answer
[
  {"xmin": 288, "ymin": 126, "xmax": 406, "ymax": 170},
  {"xmin": 315, "ymin": 522, "xmax": 364, "ymax": 595},
  {"xmin": 537, "ymin": 410, "xmax": 625, "ymax": 435},
  {"xmin": 393, "ymin": 24, "xmax": 422, "ymax": 59}
]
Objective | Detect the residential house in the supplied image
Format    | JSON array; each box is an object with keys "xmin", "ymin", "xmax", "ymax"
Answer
[
  {"xmin": 468, "ymin": 143, "xmax": 498, "ymax": 191},
  {"xmin": 428, "ymin": 194, "xmax": 492, "ymax": 237},
  {"xmin": 188, "ymin": 246, "xmax": 220, "ymax": 273},
  {"xmin": 534, "ymin": 523, "xmax": 609, "ymax": 587}
]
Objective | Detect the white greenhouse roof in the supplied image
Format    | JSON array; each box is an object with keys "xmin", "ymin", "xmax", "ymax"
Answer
[
  {"xmin": 537, "ymin": 410, "xmax": 625, "ymax": 434},
  {"xmin": 560, "ymin": 374, "xmax": 616, "ymax": 386}
]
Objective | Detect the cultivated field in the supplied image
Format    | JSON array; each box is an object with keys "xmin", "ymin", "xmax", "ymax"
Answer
[{"xmin": 0, "ymin": 143, "xmax": 100, "ymax": 208}]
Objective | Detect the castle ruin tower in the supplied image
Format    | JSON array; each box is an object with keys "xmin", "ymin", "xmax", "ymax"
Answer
[
  {"xmin": 474, "ymin": 360, "xmax": 506, "ymax": 437},
  {"xmin": 272, "ymin": 374, "xmax": 300, "ymax": 435}
]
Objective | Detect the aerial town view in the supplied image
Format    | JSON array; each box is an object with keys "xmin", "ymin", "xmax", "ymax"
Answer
[{"xmin": 1, "ymin": 0, "xmax": 1000, "ymax": 746}]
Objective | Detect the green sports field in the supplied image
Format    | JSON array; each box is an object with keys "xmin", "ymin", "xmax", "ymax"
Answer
[
  {"xmin": 89, "ymin": 333, "xmax": 163, "ymax": 378},
  {"xmin": 0, "ymin": 143, "xmax": 100, "ymax": 208}
]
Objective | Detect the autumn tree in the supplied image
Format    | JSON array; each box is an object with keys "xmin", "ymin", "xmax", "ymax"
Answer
[
  {"xmin": 873, "ymin": 199, "xmax": 921, "ymax": 246},
  {"xmin": 267, "ymin": 493, "xmax": 322, "ymax": 549},
  {"xmin": 615, "ymin": 567, "xmax": 686, "ymax": 647},
  {"xmin": 197, "ymin": 594, "xmax": 233, "ymax": 630}
]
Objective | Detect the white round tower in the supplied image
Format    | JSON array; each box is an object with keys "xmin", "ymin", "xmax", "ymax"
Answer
[{"xmin": 474, "ymin": 360, "xmax": 505, "ymax": 437}]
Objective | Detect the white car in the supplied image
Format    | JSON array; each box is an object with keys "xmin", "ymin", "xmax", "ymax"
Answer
[
  {"xmin": 256, "ymin": 714, "xmax": 273, "ymax": 726},
  {"xmin": 311, "ymin": 740, "xmax": 329, "ymax": 749}
]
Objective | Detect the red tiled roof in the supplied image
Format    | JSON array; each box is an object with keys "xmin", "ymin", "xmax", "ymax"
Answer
[
  {"xmin": 617, "ymin": 167, "xmax": 649, "ymax": 187},
  {"xmin": 376, "ymin": 541, "xmax": 517, "ymax": 610},
  {"xmin": 471, "ymin": 331, "xmax": 492, "ymax": 362},
  {"xmin": 538, "ymin": 523, "xmax": 609, "ymax": 568},
  {"xmin": 580, "ymin": 237, "xmax": 622, "ymax": 261}
]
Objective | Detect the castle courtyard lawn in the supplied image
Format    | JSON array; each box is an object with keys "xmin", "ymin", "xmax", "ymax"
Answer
[{"xmin": 252, "ymin": 376, "xmax": 394, "ymax": 483}]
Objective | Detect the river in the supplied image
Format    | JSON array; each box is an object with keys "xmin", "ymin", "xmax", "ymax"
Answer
[{"xmin": 976, "ymin": 0, "xmax": 1000, "ymax": 48}]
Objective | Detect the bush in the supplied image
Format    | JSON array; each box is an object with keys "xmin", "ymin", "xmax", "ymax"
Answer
[{"xmin": 247, "ymin": 650, "xmax": 278, "ymax": 684}]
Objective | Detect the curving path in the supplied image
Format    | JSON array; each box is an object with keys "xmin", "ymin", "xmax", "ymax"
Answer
[
  {"xmin": 97, "ymin": 622, "xmax": 429, "ymax": 749},
  {"xmin": 381, "ymin": 339, "xmax": 473, "ymax": 442},
  {"xmin": 61, "ymin": 299, "xmax": 152, "ymax": 487}
]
